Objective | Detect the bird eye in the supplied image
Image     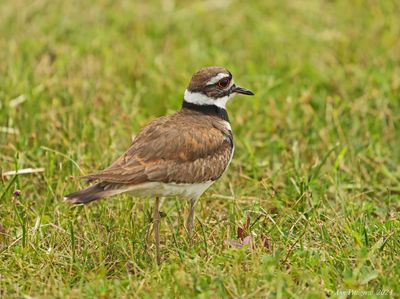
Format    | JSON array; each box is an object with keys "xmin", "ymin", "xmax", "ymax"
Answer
[{"xmin": 217, "ymin": 78, "xmax": 230, "ymax": 88}]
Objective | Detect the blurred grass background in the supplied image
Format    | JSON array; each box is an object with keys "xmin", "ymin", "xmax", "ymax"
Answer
[{"xmin": 0, "ymin": 0, "xmax": 399, "ymax": 297}]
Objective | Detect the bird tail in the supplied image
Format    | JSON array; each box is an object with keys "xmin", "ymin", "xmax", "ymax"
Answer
[{"xmin": 64, "ymin": 182, "xmax": 122, "ymax": 204}]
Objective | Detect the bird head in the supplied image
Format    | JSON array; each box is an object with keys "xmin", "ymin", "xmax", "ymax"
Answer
[{"xmin": 184, "ymin": 66, "xmax": 254, "ymax": 109}]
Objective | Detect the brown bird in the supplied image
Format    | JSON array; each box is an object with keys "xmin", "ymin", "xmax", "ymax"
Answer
[{"xmin": 65, "ymin": 66, "xmax": 254, "ymax": 263}]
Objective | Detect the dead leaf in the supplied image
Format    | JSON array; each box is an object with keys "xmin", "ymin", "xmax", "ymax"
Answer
[
  {"xmin": 242, "ymin": 235, "xmax": 255, "ymax": 250},
  {"xmin": 237, "ymin": 215, "xmax": 251, "ymax": 240},
  {"xmin": 224, "ymin": 239, "xmax": 243, "ymax": 248},
  {"xmin": 237, "ymin": 226, "xmax": 245, "ymax": 240},
  {"xmin": 245, "ymin": 215, "xmax": 251, "ymax": 230},
  {"xmin": 225, "ymin": 216, "xmax": 270, "ymax": 251}
]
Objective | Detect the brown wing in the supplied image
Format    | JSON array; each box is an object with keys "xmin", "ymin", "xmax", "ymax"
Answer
[{"xmin": 82, "ymin": 111, "xmax": 233, "ymax": 184}]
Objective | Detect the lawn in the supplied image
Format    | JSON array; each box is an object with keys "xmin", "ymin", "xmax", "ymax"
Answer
[{"xmin": 0, "ymin": 0, "xmax": 399, "ymax": 298}]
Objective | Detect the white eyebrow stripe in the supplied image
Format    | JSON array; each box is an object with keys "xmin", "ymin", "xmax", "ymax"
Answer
[{"xmin": 206, "ymin": 73, "xmax": 230, "ymax": 85}]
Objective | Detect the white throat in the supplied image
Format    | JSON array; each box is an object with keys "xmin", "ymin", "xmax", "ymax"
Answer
[{"xmin": 184, "ymin": 89, "xmax": 234, "ymax": 109}]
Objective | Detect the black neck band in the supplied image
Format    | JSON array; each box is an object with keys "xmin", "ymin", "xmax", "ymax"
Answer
[{"xmin": 182, "ymin": 101, "xmax": 230, "ymax": 122}]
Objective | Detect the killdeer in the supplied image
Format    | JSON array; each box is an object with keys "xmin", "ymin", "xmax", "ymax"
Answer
[{"xmin": 65, "ymin": 66, "xmax": 254, "ymax": 263}]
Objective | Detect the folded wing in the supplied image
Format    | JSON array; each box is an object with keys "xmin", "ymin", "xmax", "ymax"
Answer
[{"xmin": 82, "ymin": 113, "xmax": 233, "ymax": 185}]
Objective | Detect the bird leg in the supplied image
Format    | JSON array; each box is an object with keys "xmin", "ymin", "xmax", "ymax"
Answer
[
  {"xmin": 153, "ymin": 197, "xmax": 161, "ymax": 264},
  {"xmin": 186, "ymin": 198, "xmax": 197, "ymax": 241}
]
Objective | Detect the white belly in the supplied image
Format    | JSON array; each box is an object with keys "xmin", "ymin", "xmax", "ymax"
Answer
[{"xmin": 126, "ymin": 181, "xmax": 214, "ymax": 200}]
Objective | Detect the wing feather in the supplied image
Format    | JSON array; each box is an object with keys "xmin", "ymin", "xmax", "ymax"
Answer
[{"xmin": 82, "ymin": 111, "xmax": 233, "ymax": 184}]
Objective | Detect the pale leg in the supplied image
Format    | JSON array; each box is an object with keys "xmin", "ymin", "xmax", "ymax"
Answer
[
  {"xmin": 153, "ymin": 197, "xmax": 161, "ymax": 264},
  {"xmin": 186, "ymin": 198, "xmax": 197, "ymax": 240}
]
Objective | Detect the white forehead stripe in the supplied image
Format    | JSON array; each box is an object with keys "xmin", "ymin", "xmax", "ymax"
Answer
[
  {"xmin": 206, "ymin": 73, "xmax": 230, "ymax": 85},
  {"xmin": 184, "ymin": 89, "xmax": 235, "ymax": 109}
]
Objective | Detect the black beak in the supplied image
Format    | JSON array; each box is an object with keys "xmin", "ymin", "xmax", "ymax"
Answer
[{"xmin": 231, "ymin": 85, "xmax": 254, "ymax": 96}]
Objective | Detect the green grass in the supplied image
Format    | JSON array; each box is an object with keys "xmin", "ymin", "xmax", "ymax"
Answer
[{"xmin": 1, "ymin": 0, "xmax": 399, "ymax": 298}]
